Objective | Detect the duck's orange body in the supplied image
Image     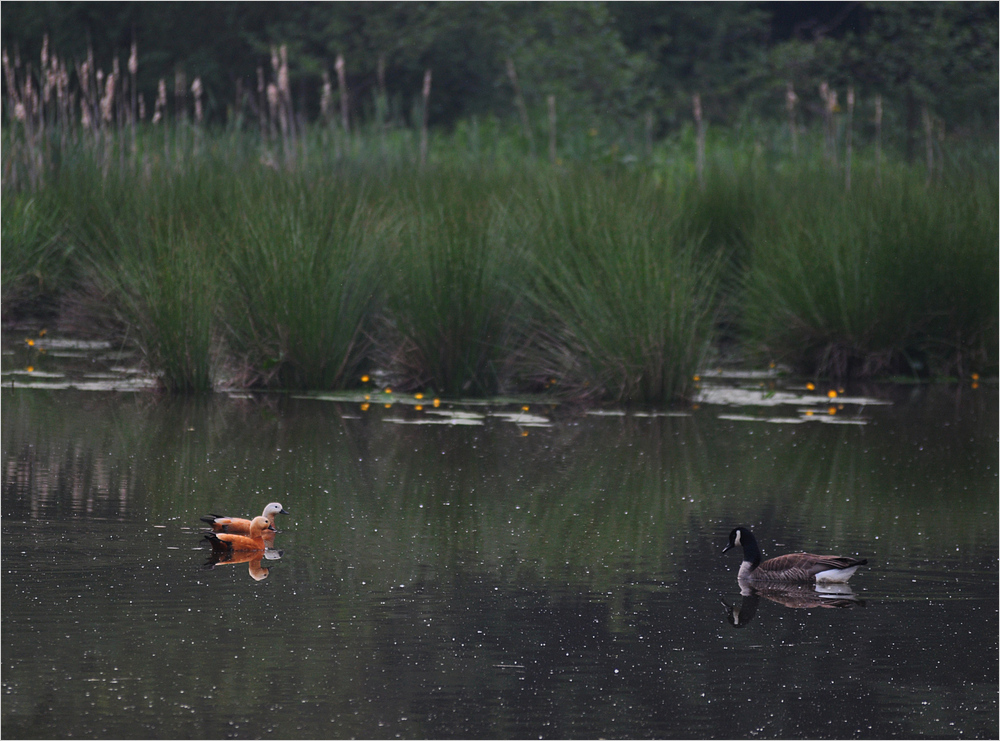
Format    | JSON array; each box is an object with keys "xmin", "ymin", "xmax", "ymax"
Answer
[
  {"xmin": 204, "ymin": 516, "xmax": 275, "ymax": 554},
  {"xmin": 201, "ymin": 502, "xmax": 288, "ymax": 537}
]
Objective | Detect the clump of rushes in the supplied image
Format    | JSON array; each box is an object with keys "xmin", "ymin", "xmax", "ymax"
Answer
[
  {"xmin": 74, "ymin": 170, "xmax": 220, "ymax": 392},
  {"xmin": 903, "ymin": 167, "xmax": 997, "ymax": 376},
  {"xmin": 741, "ymin": 165, "xmax": 997, "ymax": 379},
  {"xmin": 377, "ymin": 169, "xmax": 522, "ymax": 396},
  {"xmin": 221, "ymin": 173, "xmax": 387, "ymax": 390},
  {"xmin": 1, "ymin": 190, "xmax": 71, "ymax": 318},
  {"xmin": 516, "ymin": 169, "xmax": 718, "ymax": 403}
]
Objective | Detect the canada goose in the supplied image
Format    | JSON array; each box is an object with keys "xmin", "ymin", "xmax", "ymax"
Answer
[
  {"xmin": 723, "ymin": 526, "xmax": 867, "ymax": 583},
  {"xmin": 203, "ymin": 516, "xmax": 276, "ymax": 554},
  {"xmin": 201, "ymin": 502, "xmax": 289, "ymax": 539}
]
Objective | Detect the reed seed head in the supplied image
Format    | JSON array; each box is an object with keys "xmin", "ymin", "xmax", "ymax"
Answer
[
  {"xmin": 278, "ymin": 45, "xmax": 289, "ymax": 98},
  {"xmin": 320, "ymin": 71, "xmax": 332, "ymax": 120},
  {"xmin": 81, "ymin": 98, "xmax": 92, "ymax": 129},
  {"xmin": 100, "ymin": 70, "xmax": 116, "ymax": 123},
  {"xmin": 785, "ymin": 82, "xmax": 797, "ymax": 110},
  {"xmin": 78, "ymin": 58, "xmax": 90, "ymax": 97},
  {"xmin": 152, "ymin": 78, "xmax": 167, "ymax": 124},
  {"xmin": 191, "ymin": 77, "xmax": 203, "ymax": 123}
]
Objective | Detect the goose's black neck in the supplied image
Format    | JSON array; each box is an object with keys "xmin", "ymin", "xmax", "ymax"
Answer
[{"xmin": 734, "ymin": 527, "xmax": 763, "ymax": 567}]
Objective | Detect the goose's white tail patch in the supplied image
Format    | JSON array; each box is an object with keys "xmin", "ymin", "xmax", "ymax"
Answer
[{"xmin": 814, "ymin": 565, "xmax": 859, "ymax": 583}]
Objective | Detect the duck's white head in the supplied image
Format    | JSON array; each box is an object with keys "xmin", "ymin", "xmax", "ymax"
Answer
[{"xmin": 262, "ymin": 502, "xmax": 289, "ymax": 518}]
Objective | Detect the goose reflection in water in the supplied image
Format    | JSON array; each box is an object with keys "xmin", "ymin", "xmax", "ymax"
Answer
[
  {"xmin": 204, "ymin": 548, "xmax": 284, "ymax": 581},
  {"xmin": 720, "ymin": 583, "xmax": 865, "ymax": 628}
]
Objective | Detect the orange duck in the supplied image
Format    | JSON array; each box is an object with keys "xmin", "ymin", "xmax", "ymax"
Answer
[
  {"xmin": 201, "ymin": 502, "xmax": 289, "ymax": 540},
  {"xmin": 203, "ymin": 515, "xmax": 275, "ymax": 555}
]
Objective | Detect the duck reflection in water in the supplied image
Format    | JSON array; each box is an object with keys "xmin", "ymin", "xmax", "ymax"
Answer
[
  {"xmin": 204, "ymin": 548, "xmax": 284, "ymax": 581},
  {"xmin": 720, "ymin": 583, "xmax": 865, "ymax": 628}
]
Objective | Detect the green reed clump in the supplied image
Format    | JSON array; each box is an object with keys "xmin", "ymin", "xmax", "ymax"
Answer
[
  {"xmin": 4, "ymin": 109, "xmax": 995, "ymax": 397},
  {"xmin": 376, "ymin": 168, "xmax": 524, "ymax": 396},
  {"xmin": 1, "ymin": 189, "xmax": 72, "ymax": 316},
  {"xmin": 516, "ymin": 169, "xmax": 718, "ymax": 403},
  {"xmin": 741, "ymin": 165, "xmax": 998, "ymax": 379},
  {"xmin": 67, "ymin": 169, "xmax": 221, "ymax": 392},
  {"xmin": 220, "ymin": 173, "xmax": 388, "ymax": 390},
  {"xmin": 907, "ymin": 168, "xmax": 998, "ymax": 375}
]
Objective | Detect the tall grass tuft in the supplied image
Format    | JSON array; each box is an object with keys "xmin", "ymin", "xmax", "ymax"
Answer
[
  {"xmin": 66, "ymin": 169, "xmax": 220, "ymax": 392},
  {"xmin": 741, "ymin": 165, "xmax": 997, "ymax": 379},
  {"xmin": 1, "ymin": 190, "xmax": 72, "ymax": 317},
  {"xmin": 220, "ymin": 174, "xmax": 387, "ymax": 390},
  {"xmin": 516, "ymin": 170, "xmax": 719, "ymax": 403},
  {"xmin": 377, "ymin": 169, "xmax": 522, "ymax": 396}
]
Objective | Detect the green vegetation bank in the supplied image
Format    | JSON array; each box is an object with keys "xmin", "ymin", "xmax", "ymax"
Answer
[{"xmin": 2, "ymin": 3, "xmax": 997, "ymax": 400}]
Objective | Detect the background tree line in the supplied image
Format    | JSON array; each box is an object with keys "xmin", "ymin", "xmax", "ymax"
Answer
[{"xmin": 2, "ymin": 1, "xmax": 997, "ymax": 151}]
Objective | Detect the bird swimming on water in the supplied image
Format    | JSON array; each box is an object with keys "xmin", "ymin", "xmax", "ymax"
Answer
[
  {"xmin": 203, "ymin": 515, "xmax": 276, "ymax": 554},
  {"xmin": 723, "ymin": 526, "xmax": 867, "ymax": 583},
  {"xmin": 201, "ymin": 502, "xmax": 289, "ymax": 538}
]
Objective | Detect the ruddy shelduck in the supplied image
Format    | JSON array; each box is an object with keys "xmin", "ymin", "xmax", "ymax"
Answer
[
  {"xmin": 201, "ymin": 502, "xmax": 289, "ymax": 535},
  {"xmin": 203, "ymin": 516, "xmax": 275, "ymax": 554}
]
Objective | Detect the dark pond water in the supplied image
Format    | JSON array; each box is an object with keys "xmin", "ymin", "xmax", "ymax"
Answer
[{"xmin": 2, "ymin": 333, "xmax": 998, "ymax": 739}]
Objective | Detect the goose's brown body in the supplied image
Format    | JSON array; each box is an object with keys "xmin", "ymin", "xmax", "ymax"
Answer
[{"xmin": 740, "ymin": 552, "xmax": 867, "ymax": 582}]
